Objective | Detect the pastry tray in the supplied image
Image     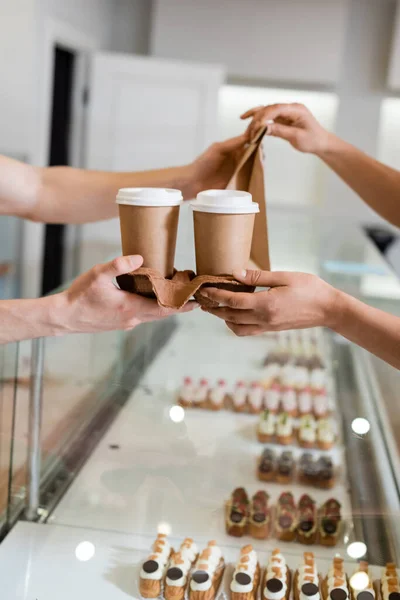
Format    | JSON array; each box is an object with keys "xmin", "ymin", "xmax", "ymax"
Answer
[
  {"xmin": 126, "ymin": 533, "xmax": 392, "ymax": 600},
  {"xmin": 120, "ymin": 311, "xmax": 354, "ymax": 559}
]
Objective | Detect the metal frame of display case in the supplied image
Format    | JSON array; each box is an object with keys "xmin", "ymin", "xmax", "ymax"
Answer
[
  {"xmin": 22, "ymin": 318, "xmax": 177, "ymax": 525},
  {"xmin": 333, "ymin": 336, "xmax": 400, "ymax": 565}
]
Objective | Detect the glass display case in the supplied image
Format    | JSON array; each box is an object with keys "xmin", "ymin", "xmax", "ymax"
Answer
[{"xmin": 0, "ymin": 207, "xmax": 399, "ymax": 600}]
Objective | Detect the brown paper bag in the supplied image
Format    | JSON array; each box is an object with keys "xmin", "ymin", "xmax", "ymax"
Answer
[
  {"xmin": 227, "ymin": 126, "xmax": 270, "ymax": 270},
  {"xmin": 117, "ymin": 127, "xmax": 269, "ymax": 307}
]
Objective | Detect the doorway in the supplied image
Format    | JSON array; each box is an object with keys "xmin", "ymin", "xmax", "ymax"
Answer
[{"xmin": 41, "ymin": 46, "xmax": 75, "ymax": 296}]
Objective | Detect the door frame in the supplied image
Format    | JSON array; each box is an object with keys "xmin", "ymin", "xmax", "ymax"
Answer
[{"xmin": 22, "ymin": 18, "xmax": 98, "ymax": 298}]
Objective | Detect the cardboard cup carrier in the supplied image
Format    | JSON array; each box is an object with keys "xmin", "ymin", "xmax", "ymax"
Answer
[{"xmin": 117, "ymin": 127, "xmax": 270, "ymax": 308}]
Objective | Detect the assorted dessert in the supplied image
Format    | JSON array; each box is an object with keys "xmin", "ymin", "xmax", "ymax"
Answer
[
  {"xmin": 258, "ymin": 449, "xmax": 295, "ymax": 484},
  {"xmin": 298, "ymin": 453, "xmax": 336, "ymax": 489},
  {"xmin": 230, "ymin": 545, "xmax": 260, "ymax": 600},
  {"xmin": 262, "ymin": 330, "xmax": 325, "ymax": 369},
  {"xmin": 225, "ymin": 488, "xmax": 272, "ymax": 540},
  {"xmin": 257, "ymin": 450, "xmax": 337, "ymax": 490},
  {"xmin": 257, "ymin": 411, "xmax": 337, "ymax": 449},
  {"xmin": 262, "ymin": 548, "xmax": 291, "ymax": 600},
  {"xmin": 177, "ymin": 376, "xmax": 334, "ymax": 425},
  {"xmin": 139, "ymin": 536, "xmax": 399, "ymax": 600},
  {"xmin": 262, "ymin": 385, "xmax": 331, "ymax": 419},
  {"xmin": 178, "ymin": 378, "xmax": 267, "ymax": 413},
  {"xmin": 226, "ymin": 489, "xmax": 342, "ymax": 546}
]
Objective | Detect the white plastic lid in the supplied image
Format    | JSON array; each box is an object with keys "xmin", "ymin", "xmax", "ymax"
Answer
[
  {"xmin": 190, "ymin": 189, "xmax": 259, "ymax": 214},
  {"xmin": 116, "ymin": 187, "xmax": 183, "ymax": 207}
]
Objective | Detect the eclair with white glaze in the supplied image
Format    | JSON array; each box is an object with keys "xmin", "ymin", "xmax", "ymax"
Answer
[
  {"xmin": 262, "ymin": 548, "xmax": 291, "ymax": 600},
  {"xmin": 230, "ymin": 545, "xmax": 260, "ymax": 600},
  {"xmin": 165, "ymin": 538, "xmax": 198, "ymax": 600},
  {"xmin": 189, "ymin": 541, "xmax": 225, "ymax": 600},
  {"xmin": 139, "ymin": 534, "xmax": 173, "ymax": 598},
  {"xmin": 376, "ymin": 562, "xmax": 400, "ymax": 600},
  {"xmin": 293, "ymin": 552, "xmax": 321, "ymax": 600},
  {"xmin": 322, "ymin": 557, "xmax": 350, "ymax": 600},
  {"xmin": 350, "ymin": 562, "xmax": 375, "ymax": 600}
]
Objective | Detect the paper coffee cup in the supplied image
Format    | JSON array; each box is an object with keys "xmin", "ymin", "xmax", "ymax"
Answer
[
  {"xmin": 117, "ymin": 188, "xmax": 182, "ymax": 278},
  {"xmin": 190, "ymin": 190, "xmax": 259, "ymax": 276}
]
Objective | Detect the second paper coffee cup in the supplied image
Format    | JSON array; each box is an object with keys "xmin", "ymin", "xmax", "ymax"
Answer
[
  {"xmin": 190, "ymin": 190, "xmax": 259, "ymax": 276},
  {"xmin": 116, "ymin": 188, "xmax": 182, "ymax": 278}
]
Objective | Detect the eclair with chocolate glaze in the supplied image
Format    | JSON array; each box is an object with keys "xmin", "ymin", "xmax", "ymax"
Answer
[
  {"xmin": 297, "ymin": 494, "xmax": 317, "ymax": 545},
  {"xmin": 226, "ymin": 488, "xmax": 249, "ymax": 537},
  {"xmin": 248, "ymin": 491, "xmax": 271, "ymax": 539},
  {"xmin": 319, "ymin": 499, "xmax": 341, "ymax": 546},
  {"xmin": 275, "ymin": 492, "xmax": 297, "ymax": 542}
]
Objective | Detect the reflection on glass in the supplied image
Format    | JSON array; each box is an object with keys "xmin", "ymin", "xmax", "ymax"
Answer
[
  {"xmin": 351, "ymin": 418, "xmax": 371, "ymax": 436},
  {"xmin": 347, "ymin": 541, "xmax": 368, "ymax": 560},
  {"xmin": 350, "ymin": 570, "xmax": 370, "ymax": 591},
  {"xmin": 157, "ymin": 522, "xmax": 172, "ymax": 536},
  {"xmin": 75, "ymin": 541, "xmax": 95, "ymax": 562},
  {"xmin": 169, "ymin": 405, "xmax": 185, "ymax": 423}
]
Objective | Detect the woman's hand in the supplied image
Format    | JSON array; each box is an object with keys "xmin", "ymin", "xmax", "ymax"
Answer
[
  {"xmin": 199, "ymin": 269, "xmax": 340, "ymax": 336},
  {"xmin": 241, "ymin": 103, "xmax": 333, "ymax": 156},
  {"xmin": 55, "ymin": 255, "xmax": 198, "ymax": 335},
  {"xmin": 185, "ymin": 133, "xmax": 248, "ymax": 198}
]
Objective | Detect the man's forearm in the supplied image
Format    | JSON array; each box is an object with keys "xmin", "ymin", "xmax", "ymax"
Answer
[
  {"xmin": 317, "ymin": 135, "xmax": 400, "ymax": 228},
  {"xmin": 29, "ymin": 164, "xmax": 194, "ymax": 224},
  {"xmin": 331, "ymin": 290, "xmax": 400, "ymax": 369},
  {"xmin": 0, "ymin": 153, "xmax": 193, "ymax": 224},
  {"xmin": 0, "ymin": 295, "xmax": 67, "ymax": 344},
  {"xmin": 0, "ymin": 155, "xmax": 41, "ymax": 218}
]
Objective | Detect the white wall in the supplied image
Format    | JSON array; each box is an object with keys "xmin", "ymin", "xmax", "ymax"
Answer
[
  {"xmin": 151, "ymin": 0, "xmax": 349, "ymax": 85},
  {"xmin": 324, "ymin": 0, "xmax": 397, "ymax": 224},
  {"xmin": 0, "ymin": 0, "xmax": 36, "ymax": 160},
  {"xmin": 378, "ymin": 98, "xmax": 400, "ymax": 170},
  {"xmin": 110, "ymin": 0, "xmax": 152, "ymax": 54},
  {"xmin": 388, "ymin": 0, "xmax": 400, "ymax": 88}
]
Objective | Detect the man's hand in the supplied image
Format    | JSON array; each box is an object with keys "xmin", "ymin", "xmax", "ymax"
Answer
[
  {"xmin": 54, "ymin": 255, "xmax": 198, "ymax": 335},
  {"xmin": 241, "ymin": 103, "xmax": 332, "ymax": 156},
  {"xmin": 199, "ymin": 269, "xmax": 339, "ymax": 336},
  {"xmin": 185, "ymin": 134, "xmax": 248, "ymax": 199}
]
